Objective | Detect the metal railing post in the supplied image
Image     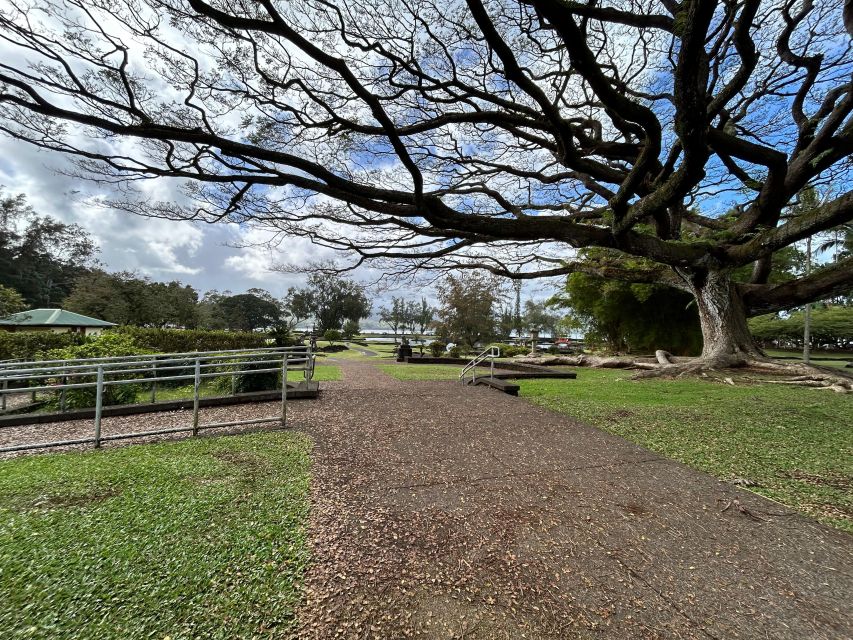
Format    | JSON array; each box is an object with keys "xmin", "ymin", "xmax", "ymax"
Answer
[
  {"xmin": 281, "ymin": 355, "xmax": 288, "ymax": 427},
  {"xmin": 94, "ymin": 366, "xmax": 104, "ymax": 448},
  {"xmin": 150, "ymin": 360, "xmax": 157, "ymax": 404},
  {"xmin": 59, "ymin": 360, "xmax": 67, "ymax": 413},
  {"xmin": 192, "ymin": 358, "xmax": 201, "ymax": 436},
  {"xmin": 1, "ymin": 377, "xmax": 6, "ymax": 411}
]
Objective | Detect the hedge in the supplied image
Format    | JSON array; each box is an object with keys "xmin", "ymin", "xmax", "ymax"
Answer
[
  {"xmin": 42, "ymin": 334, "xmax": 153, "ymax": 409},
  {"xmin": 115, "ymin": 326, "xmax": 268, "ymax": 353},
  {"xmin": 0, "ymin": 331, "xmax": 85, "ymax": 362},
  {"xmin": 0, "ymin": 327, "xmax": 271, "ymax": 365}
]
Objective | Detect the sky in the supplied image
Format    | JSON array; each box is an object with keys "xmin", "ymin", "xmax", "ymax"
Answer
[
  {"xmin": 0, "ymin": 139, "xmax": 310, "ymax": 296},
  {"xmin": 0, "ymin": 135, "xmax": 559, "ymax": 316},
  {"xmin": 0, "ymin": 0, "xmax": 646, "ymax": 318}
]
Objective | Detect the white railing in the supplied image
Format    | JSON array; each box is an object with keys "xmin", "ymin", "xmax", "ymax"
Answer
[
  {"xmin": 459, "ymin": 346, "xmax": 500, "ymax": 385},
  {"xmin": 0, "ymin": 346, "xmax": 315, "ymax": 453}
]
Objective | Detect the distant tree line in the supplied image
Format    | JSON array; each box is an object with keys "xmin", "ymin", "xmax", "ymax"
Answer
[
  {"xmin": 1, "ymin": 189, "xmax": 97, "ymax": 309},
  {"xmin": 427, "ymin": 272, "xmax": 560, "ymax": 349},
  {"xmin": 0, "ymin": 190, "xmax": 373, "ymax": 335},
  {"xmin": 378, "ymin": 297, "xmax": 434, "ymax": 342}
]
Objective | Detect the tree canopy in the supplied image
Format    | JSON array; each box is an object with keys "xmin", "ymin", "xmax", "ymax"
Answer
[
  {"xmin": 64, "ymin": 270, "xmax": 200, "ymax": 327},
  {"xmin": 287, "ymin": 273, "xmax": 371, "ymax": 333},
  {"xmin": 0, "ymin": 284, "xmax": 27, "ymax": 317},
  {"xmin": 435, "ymin": 272, "xmax": 503, "ymax": 346},
  {"xmin": 0, "ymin": 189, "xmax": 97, "ymax": 308},
  {"xmin": 0, "ymin": 1, "xmax": 851, "ymax": 367}
]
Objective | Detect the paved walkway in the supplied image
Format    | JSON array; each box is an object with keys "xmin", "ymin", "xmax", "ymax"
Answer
[{"xmin": 294, "ymin": 359, "xmax": 852, "ymax": 639}]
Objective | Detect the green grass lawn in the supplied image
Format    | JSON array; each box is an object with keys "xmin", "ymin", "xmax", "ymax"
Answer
[
  {"xmin": 361, "ymin": 342, "xmax": 399, "ymax": 358},
  {"xmin": 765, "ymin": 349, "xmax": 852, "ymax": 369},
  {"xmin": 0, "ymin": 431, "xmax": 311, "ymax": 639},
  {"xmin": 321, "ymin": 345, "xmax": 371, "ymax": 359},
  {"xmin": 376, "ymin": 363, "xmax": 495, "ymax": 380},
  {"xmin": 519, "ymin": 369, "xmax": 852, "ymax": 531}
]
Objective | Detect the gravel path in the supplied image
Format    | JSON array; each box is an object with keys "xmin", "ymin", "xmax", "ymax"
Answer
[{"xmin": 295, "ymin": 358, "xmax": 852, "ymax": 639}]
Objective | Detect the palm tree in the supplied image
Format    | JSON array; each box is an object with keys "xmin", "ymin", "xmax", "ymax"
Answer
[{"xmin": 817, "ymin": 224, "xmax": 853, "ymax": 262}]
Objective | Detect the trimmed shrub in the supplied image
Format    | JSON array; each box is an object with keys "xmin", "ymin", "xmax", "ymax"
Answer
[
  {"xmin": 319, "ymin": 344, "xmax": 348, "ymax": 353},
  {"xmin": 268, "ymin": 324, "xmax": 300, "ymax": 347},
  {"xmin": 43, "ymin": 333, "xmax": 153, "ymax": 409},
  {"xmin": 429, "ymin": 341, "xmax": 446, "ymax": 357},
  {"xmin": 213, "ymin": 354, "xmax": 280, "ymax": 394},
  {"xmin": 0, "ymin": 331, "xmax": 85, "ymax": 362},
  {"xmin": 114, "ymin": 326, "xmax": 267, "ymax": 353},
  {"xmin": 448, "ymin": 345, "xmax": 461, "ymax": 358},
  {"xmin": 342, "ymin": 320, "xmax": 360, "ymax": 340}
]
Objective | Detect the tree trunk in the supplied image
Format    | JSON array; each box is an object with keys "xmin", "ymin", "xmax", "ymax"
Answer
[{"xmin": 686, "ymin": 269, "xmax": 764, "ymax": 367}]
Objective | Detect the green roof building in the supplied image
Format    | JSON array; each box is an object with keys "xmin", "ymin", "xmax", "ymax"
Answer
[{"xmin": 0, "ymin": 309, "xmax": 115, "ymax": 336}]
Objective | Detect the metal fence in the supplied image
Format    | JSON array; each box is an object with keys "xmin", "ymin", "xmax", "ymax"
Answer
[{"xmin": 0, "ymin": 346, "xmax": 314, "ymax": 453}]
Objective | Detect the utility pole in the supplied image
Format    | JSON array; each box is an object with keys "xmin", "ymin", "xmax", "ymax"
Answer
[
  {"xmin": 512, "ymin": 279, "xmax": 522, "ymax": 339},
  {"xmin": 803, "ymin": 235, "xmax": 812, "ymax": 364}
]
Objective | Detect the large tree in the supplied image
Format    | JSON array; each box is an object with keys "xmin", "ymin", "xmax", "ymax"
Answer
[
  {"xmin": 64, "ymin": 270, "xmax": 200, "ymax": 327},
  {"xmin": 435, "ymin": 272, "xmax": 503, "ymax": 346},
  {"xmin": 218, "ymin": 290, "xmax": 281, "ymax": 331},
  {"xmin": 288, "ymin": 273, "xmax": 371, "ymax": 333},
  {"xmin": 0, "ymin": 1, "xmax": 851, "ymax": 377}
]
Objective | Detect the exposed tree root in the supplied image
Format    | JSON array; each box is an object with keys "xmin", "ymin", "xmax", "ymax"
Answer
[
  {"xmin": 514, "ymin": 353, "xmax": 853, "ymax": 392},
  {"xmin": 718, "ymin": 497, "xmax": 764, "ymax": 522}
]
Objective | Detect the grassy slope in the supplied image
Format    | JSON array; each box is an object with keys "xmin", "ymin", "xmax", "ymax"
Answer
[
  {"xmin": 0, "ymin": 431, "xmax": 311, "ymax": 639},
  {"xmin": 518, "ymin": 369, "xmax": 852, "ymax": 531}
]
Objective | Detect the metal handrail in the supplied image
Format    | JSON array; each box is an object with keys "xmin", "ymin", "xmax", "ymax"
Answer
[
  {"xmin": 0, "ymin": 347, "xmax": 316, "ymax": 453},
  {"xmin": 459, "ymin": 346, "xmax": 500, "ymax": 385},
  {"xmin": 0, "ymin": 346, "xmax": 317, "ymax": 450},
  {"xmin": 0, "ymin": 345, "xmax": 308, "ymax": 375},
  {"xmin": 0, "ymin": 354, "xmax": 314, "ymax": 383}
]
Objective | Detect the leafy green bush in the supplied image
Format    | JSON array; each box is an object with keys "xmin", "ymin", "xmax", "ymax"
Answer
[
  {"xmin": 323, "ymin": 329, "xmax": 342, "ymax": 345},
  {"xmin": 268, "ymin": 324, "xmax": 299, "ymax": 347},
  {"xmin": 429, "ymin": 341, "xmax": 446, "ymax": 357},
  {"xmin": 114, "ymin": 326, "xmax": 267, "ymax": 353},
  {"xmin": 448, "ymin": 345, "xmax": 461, "ymax": 358},
  {"xmin": 341, "ymin": 320, "xmax": 359, "ymax": 340},
  {"xmin": 213, "ymin": 354, "xmax": 280, "ymax": 395},
  {"xmin": 43, "ymin": 333, "xmax": 153, "ymax": 409},
  {"xmin": 488, "ymin": 343, "xmax": 528, "ymax": 357},
  {"xmin": 44, "ymin": 333, "xmax": 150, "ymax": 361},
  {"xmin": 0, "ymin": 331, "xmax": 84, "ymax": 362}
]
